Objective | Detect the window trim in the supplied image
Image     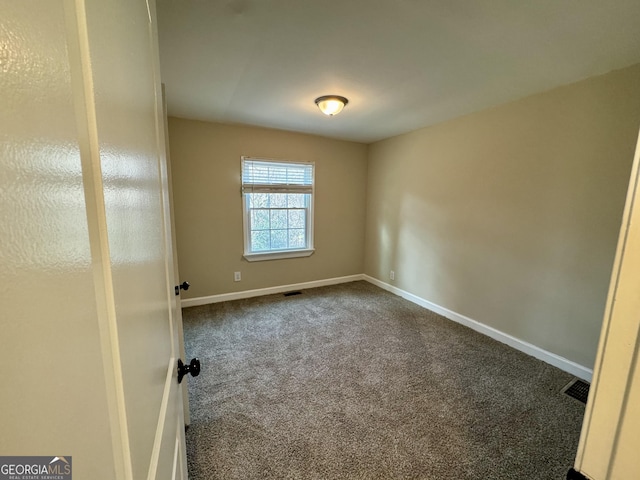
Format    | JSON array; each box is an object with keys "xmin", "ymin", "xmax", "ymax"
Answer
[
  {"xmin": 243, "ymin": 248, "xmax": 315, "ymax": 262},
  {"xmin": 241, "ymin": 157, "xmax": 315, "ymax": 262}
]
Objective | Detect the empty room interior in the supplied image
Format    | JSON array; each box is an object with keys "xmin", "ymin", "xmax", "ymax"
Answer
[
  {"xmin": 157, "ymin": 2, "xmax": 640, "ymax": 478},
  {"xmin": 4, "ymin": 1, "xmax": 640, "ymax": 479}
]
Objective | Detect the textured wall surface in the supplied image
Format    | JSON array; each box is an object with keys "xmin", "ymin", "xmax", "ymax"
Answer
[
  {"xmin": 0, "ymin": 2, "xmax": 116, "ymax": 477},
  {"xmin": 1, "ymin": 1, "xmax": 186, "ymax": 478}
]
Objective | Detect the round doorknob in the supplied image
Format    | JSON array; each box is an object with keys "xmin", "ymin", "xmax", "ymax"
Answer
[{"xmin": 177, "ymin": 358, "xmax": 200, "ymax": 384}]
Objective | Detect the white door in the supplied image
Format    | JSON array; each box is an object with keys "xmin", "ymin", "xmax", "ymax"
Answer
[
  {"xmin": 0, "ymin": 1, "xmax": 188, "ymax": 479},
  {"xmin": 73, "ymin": 0, "xmax": 189, "ymax": 478},
  {"xmin": 573, "ymin": 129, "xmax": 640, "ymax": 478}
]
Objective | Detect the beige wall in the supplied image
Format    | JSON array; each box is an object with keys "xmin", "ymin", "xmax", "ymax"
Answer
[
  {"xmin": 168, "ymin": 118, "xmax": 368, "ymax": 298},
  {"xmin": 365, "ymin": 63, "xmax": 640, "ymax": 368}
]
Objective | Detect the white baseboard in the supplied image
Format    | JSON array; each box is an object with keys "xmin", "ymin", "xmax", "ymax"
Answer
[
  {"xmin": 180, "ymin": 272, "xmax": 592, "ymax": 381},
  {"xmin": 363, "ymin": 275, "xmax": 593, "ymax": 382},
  {"xmin": 180, "ymin": 274, "xmax": 365, "ymax": 308}
]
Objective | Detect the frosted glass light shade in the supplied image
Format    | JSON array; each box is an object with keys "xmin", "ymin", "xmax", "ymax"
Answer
[{"xmin": 315, "ymin": 95, "xmax": 348, "ymax": 116}]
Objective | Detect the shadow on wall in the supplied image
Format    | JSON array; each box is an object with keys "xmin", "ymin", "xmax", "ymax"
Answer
[{"xmin": 373, "ymin": 114, "xmax": 623, "ymax": 368}]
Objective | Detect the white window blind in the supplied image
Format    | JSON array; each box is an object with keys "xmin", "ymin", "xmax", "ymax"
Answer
[{"xmin": 242, "ymin": 158, "xmax": 313, "ymax": 194}]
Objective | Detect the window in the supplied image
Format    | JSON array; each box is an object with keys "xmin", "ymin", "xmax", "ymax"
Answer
[{"xmin": 241, "ymin": 157, "xmax": 314, "ymax": 261}]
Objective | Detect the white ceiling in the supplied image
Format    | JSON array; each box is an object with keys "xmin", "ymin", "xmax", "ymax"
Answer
[{"xmin": 156, "ymin": 0, "xmax": 640, "ymax": 144}]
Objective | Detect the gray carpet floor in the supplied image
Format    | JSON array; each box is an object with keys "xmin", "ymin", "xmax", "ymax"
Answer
[{"xmin": 182, "ymin": 281, "xmax": 585, "ymax": 479}]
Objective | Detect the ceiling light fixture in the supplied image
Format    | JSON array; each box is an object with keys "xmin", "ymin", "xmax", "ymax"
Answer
[{"xmin": 314, "ymin": 95, "xmax": 348, "ymax": 116}]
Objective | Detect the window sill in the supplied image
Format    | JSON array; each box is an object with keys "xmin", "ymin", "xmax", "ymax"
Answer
[{"xmin": 243, "ymin": 248, "xmax": 315, "ymax": 262}]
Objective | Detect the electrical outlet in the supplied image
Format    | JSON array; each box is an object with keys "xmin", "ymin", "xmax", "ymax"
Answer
[
  {"xmin": 234, "ymin": 271, "xmax": 241, "ymax": 282},
  {"xmin": 390, "ymin": 270, "xmax": 395, "ymax": 281}
]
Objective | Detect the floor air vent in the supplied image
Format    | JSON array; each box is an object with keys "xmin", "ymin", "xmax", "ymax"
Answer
[
  {"xmin": 283, "ymin": 291, "xmax": 302, "ymax": 297},
  {"xmin": 562, "ymin": 378, "xmax": 590, "ymax": 404}
]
